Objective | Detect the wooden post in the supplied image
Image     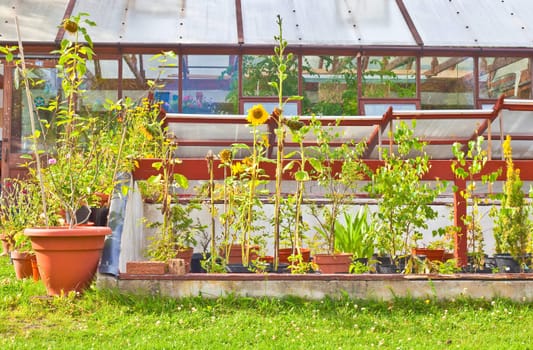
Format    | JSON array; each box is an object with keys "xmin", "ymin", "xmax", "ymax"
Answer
[{"xmin": 453, "ymin": 179, "xmax": 468, "ymax": 267}]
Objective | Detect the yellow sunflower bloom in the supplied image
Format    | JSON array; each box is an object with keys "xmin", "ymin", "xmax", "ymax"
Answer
[
  {"xmin": 219, "ymin": 149, "xmax": 232, "ymax": 164},
  {"xmin": 242, "ymin": 156, "xmax": 253, "ymax": 167},
  {"xmin": 232, "ymin": 162, "xmax": 244, "ymax": 176},
  {"xmin": 140, "ymin": 126, "xmax": 153, "ymax": 141},
  {"xmin": 62, "ymin": 19, "xmax": 78, "ymax": 34},
  {"xmin": 246, "ymin": 104, "xmax": 269, "ymax": 126},
  {"xmin": 261, "ymin": 134, "xmax": 270, "ymax": 147}
]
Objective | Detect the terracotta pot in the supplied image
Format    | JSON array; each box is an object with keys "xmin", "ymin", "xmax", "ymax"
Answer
[
  {"xmin": 221, "ymin": 244, "xmax": 259, "ymax": 264},
  {"xmin": 313, "ymin": 253, "xmax": 353, "ymax": 274},
  {"xmin": 10, "ymin": 251, "xmax": 34, "ymax": 279},
  {"xmin": 443, "ymin": 252, "xmax": 455, "ymax": 261},
  {"xmin": 175, "ymin": 247, "xmax": 194, "ymax": 272},
  {"xmin": 1, "ymin": 233, "xmax": 13, "ymax": 256},
  {"xmin": 30, "ymin": 254, "xmax": 40, "ymax": 281},
  {"xmin": 24, "ymin": 226, "xmax": 111, "ymax": 296},
  {"xmin": 94, "ymin": 192, "xmax": 110, "ymax": 207},
  {"xmin": 279, "ymin": 247, "xmax": 311, "ymax": 264},
  {"xmin": 412, "ymin": 248, "xmax": 445, "ymax": 262}
]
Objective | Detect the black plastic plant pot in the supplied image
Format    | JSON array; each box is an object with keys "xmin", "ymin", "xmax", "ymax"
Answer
[{"xmin": 493, "ymin": 254, "xmax": 521, "ymax": 273}]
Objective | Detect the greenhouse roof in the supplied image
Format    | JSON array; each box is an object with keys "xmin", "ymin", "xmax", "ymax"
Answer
[{"xmin": 1, "ymin": 0, "xmax": 533, "ymax": 51}]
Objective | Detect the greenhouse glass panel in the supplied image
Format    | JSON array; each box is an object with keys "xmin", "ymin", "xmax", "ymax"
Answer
[
  {"xmin": 363, "ymin": 103, "xmax": 417, "ymax": 116},
  {"xmin": 79, "ymin": 59, "xmax": 119, "ymax": 112},
  {"xmin": 479, "ymin": 57, "xmax": 531, "ymax": 99},
  {"xmin": 1, "ymin": 0, "xmax": 69, "ymax": 42},
  {"xmin": 492, "ymin": 109, "xmax": 533, "ymax": 135},
  {"xmin": 241, "ymin": 0, "xmax": 300, "ymax": 45},
  {"xmin": 302, "ymin": 56, "xmax": 358, "ymax": 116},
  {"xmin": 242, "ymin": 55, "xmax": 298, "ymax": 97},
  {"xmin": 347, "ymin": 0, "xmax": 415, "ymax": 45},
  {"xmin": 121, "ymin": 0, "xmax": 179, "ymax": 43},
  {"xmin": 182, "ymin": 55, "xmax": 238, "ymax": 114},
  {"xmin": 72, "ymin": 0, "xmax": 126, "ymax": 42},
  {"xmin": 362, "ymin": 56, "xmax": 416, "ymax": 98},
  {"xmin": 243, "ymin": 102, "xmax": 297, "ymax": 117},
  {"xmin": 420, "ymin": 57, "xmax": 474, "ymax": 109},
  {"xmin": 11, "ymin": 66, "xmax": 59, "ymax": 154},
  {"xmin": 242, "ymin": 0, "xmax": 415, "ymax": 46},
  {"xmin": 491, "ymin": 107, "xmax": 533, "ymax": 159},
  {"xmin": 174, "ymin": 0, "xmax": 237, "ymax": 44},
  {"xmin": 405, "ymin": 0, "xmax": 533, "ymax": 47},
  {"xmin": 122, "ymin": 54, "xmax": 178, "ymax": 110}
]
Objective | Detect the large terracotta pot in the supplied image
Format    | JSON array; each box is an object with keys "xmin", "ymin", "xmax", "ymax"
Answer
[
  {"xmin": 10, "ymin": 251, "xmax": 34, "ymax": 279},
  {"xmin": 313, "ymin": 253, "xmax": 353, "ymax": 274},
  {"xmin": 24, "ymin": 226, "xmax": 111, "ymax": 296}
]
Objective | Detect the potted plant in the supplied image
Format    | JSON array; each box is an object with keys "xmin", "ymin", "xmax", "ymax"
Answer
[
  {"xmin": 308, "ymin": 117, "xmax": 368, "ymax": 273},
  {"xmin": 334, "ymin": 205, "xmax": 376, "ymax": 273},
  {"xmin": 13, "ymin": 14, "xmax": 115, "ymax": 295},
  {"xmin": 489, "ymin": 135, "xmax": 531, "ymax": 272},
  {"xmin": 266, "ymin": 15, "xmax": 305, "ymax": 271},
  {"xmin": 278, "ymin": 115, "xmax": 312, "ymax": 271},
  {"xmin": 451, "ymin": 135, "xmax": 500, "ymax": 272},
  {"xmin": 0, "ymin": 178, "xmax": 55, "ymax": 280},
  {"xmin": 146, "ymin": 197, "xmax": 207, "ymax": 272},
  {"xmin": 212, "ymin": 104, "xmax": 270, "ymax": 272},
  {"xmin": 367, "ymin": 120, "xmax": 447, "ymax": 273},
  {"xmin": 414, "ymin": 222, "xmax": 458, "ymax": 263}
]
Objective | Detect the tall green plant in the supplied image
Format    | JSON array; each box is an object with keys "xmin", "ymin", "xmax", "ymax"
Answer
[
  {"xmin": 232, "ymin": 105, "xmax": 270, "ymax": 266},
  {"xmin": 281, "ymin": 117, "xmax": 310, "ymax": 262},
  {"xmin": 368, "ymin": 120, "xmax": 447, "ymax": 268},
  {"xmin": 451, "ymin": 136, "xmax": 500, "ymax": 270},
  {"xmin": 268, "ymin": 15, "xmax": 304, "ymax": 270},
  {"xmin": 490, "ymin": 135, "xmax": 531, "ymax": 268},
  {"xmin": 12, "ymin": 14, "xmax": 120, "ymax": 227},
  {"xmin": 309, "ymin": 117, "xmax": 368, "ymax": 255}
]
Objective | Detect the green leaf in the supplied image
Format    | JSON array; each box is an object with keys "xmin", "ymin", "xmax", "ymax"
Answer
[
  {"xmin": 295, "ymin": 170, "xmax": 310, "ymax": 182},
  {"xmin": 309, "ymin": 158, "xmax": 323, "ymax": 172},
  {"xmin": 152, "ymin": 161, "xmax": 163, "ymax": 170},
  {"xmin": 173, "ymin": 173, "xmax": 189, "ymax": 189}
]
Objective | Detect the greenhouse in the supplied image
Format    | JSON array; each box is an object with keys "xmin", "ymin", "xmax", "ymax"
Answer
[{"xmin": 2, "ymin": 0, "xmax": 533, "ymax": 300}]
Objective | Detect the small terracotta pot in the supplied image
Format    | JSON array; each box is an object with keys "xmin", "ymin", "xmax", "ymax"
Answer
[
  {"xmin": 1, "ymin": 234, "xmax": 13, "ymax": 256},
  {"xmin": 412, "ymin": 248, "xmax": 445, "ymax": 262},
  {"xmin": 175, "ymin": 247, "xmax": 194, "ymax": 272},
  {"xmin": 279, "ymin": 247, "xmax": 311, "ymax": 264},
  {"xmin": 313, "ymin": 253, "xmax": 353, "ymax": 274},
  {"xmin": 10, "ymin": 251, "xmax": 34, "ymax": 279},
  {"xmin": 221, "ymin": 244, "xmax": 260, "ymax": 264}
]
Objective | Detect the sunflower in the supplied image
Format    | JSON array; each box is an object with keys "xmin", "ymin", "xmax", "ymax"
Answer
[
  {"xmin": 261, "ymin": 134, "xmax": 270, "ymax": 147},
  {"xmin": 219, "ymin": 149, "xmax": 232, "ymax": 164},
  {"xmin": 242, "ymin": 156, "xmax": 253, "ymax": 168},
  {"xmin": 231, "ymin": 162, "xmax": 244, "ymax": 176},
  {"xmin": 246, "ymin": 104, "xmax": 269, "ymax": 126},
  {"xmin": 140, "ymin": 126, "xmax": 153, "ymax": 141},
  {"xmin": 286, "ymin": 119, "xmax": 304, "ymax": 132},
  {"xmin": 62, "ymin": 19, "xmax": 78, "ymax": 34}
]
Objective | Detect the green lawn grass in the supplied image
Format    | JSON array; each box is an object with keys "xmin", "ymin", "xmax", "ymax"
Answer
[{"xmin": 1, "ymin": 255, "xmax": 532, "ymax": 349}]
